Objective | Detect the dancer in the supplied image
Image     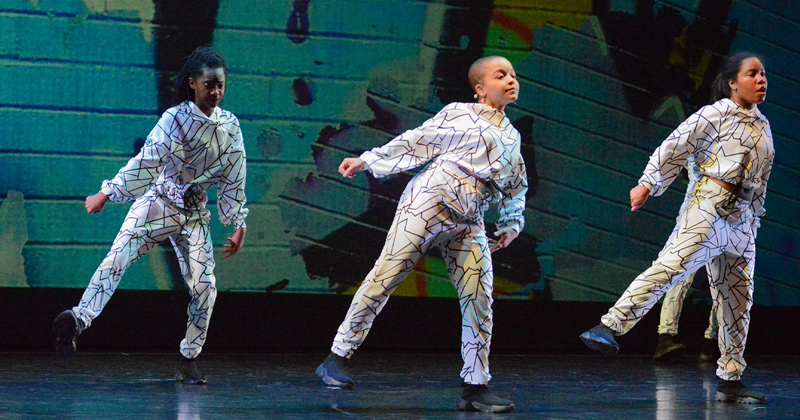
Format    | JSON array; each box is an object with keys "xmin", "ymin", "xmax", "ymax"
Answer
[
  {"xmin": 655, "ymin": 269, "xmax": 720, "ymax": 362},
  {"xmin": 655, "ymin": 271, "xmax": 720, "ymax": 362},
  {"xmin": 316, "ymin": 56, "xmax": 527, "ymax": 413},
  {"xmin": 53, "ymin": 46, "xmax": 248, "ymax": 385},
  {"xmin": 580, "ymin": 52, "xmax": 773, "ymax": 404},
  {"xmin": 653, "ymin": 161, "xmax": 719, "ymax": 362}
]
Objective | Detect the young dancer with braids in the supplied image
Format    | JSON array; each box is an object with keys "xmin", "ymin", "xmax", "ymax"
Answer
[
  {"xmin": 53, "ymin": 46, "xmax": 248, "ymax": 384},
  {"xmin": 316, "ymin": 56, "xmax": 527, "ymax": 413},
  {"xmin": 581, "ymin": 52, "xmax": 773, "ymax": 404}
]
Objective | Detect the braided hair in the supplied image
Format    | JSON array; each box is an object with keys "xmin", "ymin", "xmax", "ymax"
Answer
[{"xmin": 174, "ymin": 45, "xmax": 228, "ymax": 105}]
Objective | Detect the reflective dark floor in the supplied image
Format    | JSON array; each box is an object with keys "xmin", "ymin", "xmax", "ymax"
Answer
[{"xmin": 0, "ymin": 353, "xmax": 797, "ymax": 419}]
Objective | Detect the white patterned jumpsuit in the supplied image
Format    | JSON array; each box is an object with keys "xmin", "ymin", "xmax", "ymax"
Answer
[
  {"xmin": 601, "ymin": 98, "xmax": 774, "ymax": 380},
  {"xmin": 73, "ymin": 100, "xmax": 248, "ymax": 359},
  {"xmin": 330, "ymin": 102, "xmax": 528, "ymax": 385}
]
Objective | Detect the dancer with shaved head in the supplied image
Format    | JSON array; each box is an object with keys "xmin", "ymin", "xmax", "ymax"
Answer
[{"xmin": 316, "ymin": 56, "xmax": 527, "ymax": 413}]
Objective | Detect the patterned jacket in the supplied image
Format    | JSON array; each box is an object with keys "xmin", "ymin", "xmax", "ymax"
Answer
[
  {"xmin": 100, "ymin": 100, "xmax": 249, "ymax": 229},
  {"xmin": 361, "ymin": 102, "xmax": 528, "ymax": 233},
  {"xmin": 639, "ymin": 98, "xmax": 774, "ymax": 221}
]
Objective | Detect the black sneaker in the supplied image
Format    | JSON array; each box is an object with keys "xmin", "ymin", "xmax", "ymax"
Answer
[
  {"xmin": 176, "ymin": 357, "xmax": 208, "ymax": 385},
  {"xmin": 653, "ymin": 334, "xmax": 686, "ymax": 361},
  {"xmin": 53, "ymin": 310, "xmax": 84, "ymax": 357},
  {"xmin": 580, "ymin": 324, "xmax": 620, "ymax": 356},
  {"xmin": 699, "ymin": 338, "xmax": 718, "ymax": 362},
  {"xmin": 316, "ymin": 353, "xmax": 353, "ymax": 389},
  {"xmin": 715, "ymin": 380, "xmax": 767, "ymax": 404},
  {"xmin": 459, "ymin": 384, "xmax": 514, "ymax": 413}
]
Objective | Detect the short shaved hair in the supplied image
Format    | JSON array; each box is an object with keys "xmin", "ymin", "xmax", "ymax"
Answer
[{"xmin": 468, "ymin": 56, "xmax": 504, "ymax": 92}]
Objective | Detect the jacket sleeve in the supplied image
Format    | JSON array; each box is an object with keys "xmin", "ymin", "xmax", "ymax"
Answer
[
  {"xmin": 100, "ymin": 112, "xmax": 173, "ymax": 202},
  {"xmin": 496, "ymin": 151, "xmax": 528, "ymax": 234},
  {"xmin": 217, "ymin": 118, "xmax": 249, "ymax": 229},
  {"xmin": 638, "ymin": 107, "xmax": 713, "ymax": 196},
  {"xmin": 360, "ymin": 105, "xmax": 455, "ymax": 178}
]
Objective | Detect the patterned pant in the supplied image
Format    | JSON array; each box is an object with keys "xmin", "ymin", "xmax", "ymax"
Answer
[
  {"xmin": 658, "ymin": 271, "xmax": 719, "ymax": 340},
  {"xmin": 74, "ymin": 191, "xmax": 217, "ymax": 359},
  {"xmin": 657, "ymin": 196, "xmax": 719, "ymax": 339},
  {"xmin": 331, "ymin": 162, "xmax": 495, "ymax": 384},
  {"xmin": 602, "ymin": 177, "xmax": 756, "ymax": 380}
]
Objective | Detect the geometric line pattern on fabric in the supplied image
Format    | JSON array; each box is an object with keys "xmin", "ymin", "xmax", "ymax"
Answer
[{"xmin": 331, "ymin": 102, "xmax": 528, "ymax": 385}]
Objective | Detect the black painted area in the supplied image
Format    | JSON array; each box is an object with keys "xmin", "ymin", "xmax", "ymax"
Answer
[
  {"xmin": 286, "ymin": 0, "xmax": 311, "ymax": 44},
  {"xmin": 1, "ymin": 353, "xmax": 797, "ymax": 418},
  {"xmin": 153, "ymin": 0, "xmax": 221, "ymax": 113},
  {"xmin": 292, "ymin": 78, "xmax": 314, "ymax": 106},
  {"xmin": 431, "ymin": 0, "xmax": 495, "ymax": 106},
  {"xmin": 1, "ymin": 288, "xmax": 798, "ymax": 357},
  {"xmin": 593, "ymin": 0, "xmax": 738, "ymax": 117}
]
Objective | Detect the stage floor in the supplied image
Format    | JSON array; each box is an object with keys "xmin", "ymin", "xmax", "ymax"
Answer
[{"xmin": 0, "ymin": 353, "xmax": 797, "ymax": 419}]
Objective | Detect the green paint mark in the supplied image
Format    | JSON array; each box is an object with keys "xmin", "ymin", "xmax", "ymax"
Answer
[{"xmin": 0, "ymin": 191, "xmax": 29, "ymax": 287}]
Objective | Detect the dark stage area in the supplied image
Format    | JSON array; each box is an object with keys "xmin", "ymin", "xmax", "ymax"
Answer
[
  {"xmin": 2, "ymin": 289, "xmax": 799, "ymax": 417},
  {"xmin": 0, "ymin": 353, "xmax": 797, "ymax": 419},
  {"xmin": 1, "ymin": 288, "xmax": 799, "ymax": 356}
]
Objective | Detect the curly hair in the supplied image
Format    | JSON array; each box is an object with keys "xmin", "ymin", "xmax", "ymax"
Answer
[{"xmin": 174, "ymin": 45, "xmax": 228, "ymax": 104}]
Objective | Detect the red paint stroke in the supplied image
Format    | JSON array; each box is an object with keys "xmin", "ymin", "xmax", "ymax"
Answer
[
  {"xmin": 414, "ymin": 257, "xmax": 430, "ymax": 297},
  {"xmin": 493, "ymin": 10, "xmax": 534, "ymax": 45}
]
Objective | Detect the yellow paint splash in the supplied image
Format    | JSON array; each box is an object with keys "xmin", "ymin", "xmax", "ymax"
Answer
[{"xmin": 82, "ymin": 0, "xmax": 155, "ymax": 42}]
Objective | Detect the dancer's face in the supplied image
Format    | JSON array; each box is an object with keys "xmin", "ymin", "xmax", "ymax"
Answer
[
  {"xmin": 190, "ymin": 66, "xmax": 226, "ymax": 116},
  {"xmin": 475, "ymin": 57, "xmax": 518, "ymax": 112},
  {"xmin": 729, "ymin": 57, "xmax": 767, "ymax": 109}
]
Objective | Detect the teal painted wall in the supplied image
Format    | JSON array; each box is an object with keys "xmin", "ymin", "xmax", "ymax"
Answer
[{"xmin": 1, "ymin": 0, "xmax": 798, "ymax": 306}]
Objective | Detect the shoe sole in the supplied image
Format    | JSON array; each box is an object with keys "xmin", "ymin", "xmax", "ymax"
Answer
[
  {"xmin": 715, "ymin": 391, "xmax": 767, "ymax": 404},
  {"xmin": 53, "ymin": 312, "xmax": 78, "ymax": 357},
  {"xmin": 653, "ymin": 344, "xmax": 686, "ymax": 361},
  {"xmin": 458, "ymin": 399, "xmax": 515, "ymax": 413},
  {"xmin": 580, "ymin": 333, "xmax": 619, "ymax": 356},
  {"xmin": 315, "ymin": 364, "xmax": 353, "ymax": 390}
]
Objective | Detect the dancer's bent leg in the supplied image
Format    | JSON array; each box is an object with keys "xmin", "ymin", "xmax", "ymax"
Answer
[
  {"xmin": 601, "ymin": 194, "xmax": 726, "ymax": 335},
  {"xmin": 657, "ymin": 273, "xmax": 694, "ymax": 336},
  {"xmin": 73, "ymin": 195, "xmax": 181, "ymax": 328},
  {"xmin": 331, "ymin": 182, "xmax": 453, "ymax": 358}
]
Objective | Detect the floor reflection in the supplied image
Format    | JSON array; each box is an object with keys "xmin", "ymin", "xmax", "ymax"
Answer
[{"xmin": 0, "ymin": 353, "xmax": 794, "ymax": 419}]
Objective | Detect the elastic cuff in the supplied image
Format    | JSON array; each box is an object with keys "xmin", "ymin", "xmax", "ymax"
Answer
[
  {"xmin": 600, "ymin": 316, "xmax": 622, "ymax": 335},
  {"xmin": 638, "ymin": 180, "xmax": 655, "ymax": 194},
  {"xmin": 180, "ymin": 340, "xmax": 203, "ymax": 359},
  {"xmin": 330, "ymin": 346, "xmax": 350, "ymax": 359},
  {"xmin": 359, "ymin": 151, "xmax": 374, "ymax": 170},
  {"xmin": 100, "ymin": 184, "xmax": 114, "ymax": 198},
  {"xmin": 462, "ymin": 380, "xmax": 490, "ymax": 386}
]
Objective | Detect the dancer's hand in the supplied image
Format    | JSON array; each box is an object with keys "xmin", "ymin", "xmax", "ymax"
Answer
[
  {"xmin": 630, "ymin": 185, "xmax": 650, "ymax": 212},
  {"xmin": 85, "ymin": 192, "xmax": 108, "ymax": 214},
  {"xmin": 221, "ymin": 227, "xmax": 246, "ymax": 259},
  {"xmin": 489, "ymin": 227, "xmax": 518, "ymax": 253},
  {"xmin": 339, "ymin": 157, "xmax": 365, "ymax": 178}
]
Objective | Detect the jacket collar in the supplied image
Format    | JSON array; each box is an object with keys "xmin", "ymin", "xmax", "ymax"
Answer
[
  {"xmin": 720, "ymin": 98, "xmax": 767, "ymax": 123},
  {"xmin": 471, "ymin": 103, "xmax": 509, "ymax": 128},
  {"xmin": 185, "ymin": 100, "xmax": 222, "ymax": 122}
]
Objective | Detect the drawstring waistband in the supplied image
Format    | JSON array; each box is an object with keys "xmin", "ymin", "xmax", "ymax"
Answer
[{"xmin": 434, "ymin": 161, "xmax": 510, "ymax": 200}]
